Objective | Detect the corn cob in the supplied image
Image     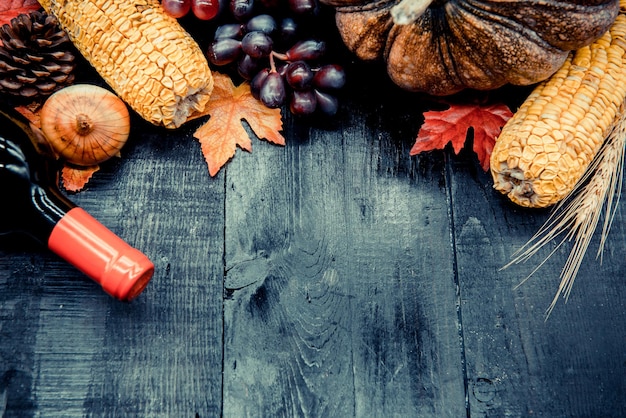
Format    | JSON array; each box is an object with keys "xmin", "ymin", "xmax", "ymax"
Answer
[
  {"xmin": 490, "ymin": 5, "xmax": 626, "ymax": 208},
  {"xmin": 37, "ymin": 0, "xmax": 213, "ymax": 129}
]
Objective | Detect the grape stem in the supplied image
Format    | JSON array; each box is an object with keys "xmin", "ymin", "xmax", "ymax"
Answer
[
  {"xmin": 270, "ymin": 51, "xmax": 289, "ymax": 72},
  {"xmin": 390, "ymin": 0, "xmax": 433, "ymax": 25}
]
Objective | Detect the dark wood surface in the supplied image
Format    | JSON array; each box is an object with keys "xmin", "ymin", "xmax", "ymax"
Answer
[{"xmin": 2, "ymin": 29, "xmax": 626, "ymax": 418}]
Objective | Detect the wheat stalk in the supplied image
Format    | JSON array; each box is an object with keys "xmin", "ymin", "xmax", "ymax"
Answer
[{"xmin": 504, "ymin": 104, "xmax": 626, "ymax": 318}]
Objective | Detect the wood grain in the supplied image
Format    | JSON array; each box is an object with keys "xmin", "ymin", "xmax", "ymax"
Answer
[
  {"xmin": 222, "ymin": 87, "xmax": 465, "ymax": 417},
  {"xmin": 448, "ymin": 156, "xmax": 626, "ymax": 417}
]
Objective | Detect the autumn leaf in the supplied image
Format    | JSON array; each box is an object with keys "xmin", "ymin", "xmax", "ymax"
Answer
[
  {"xmin": 0, "ymin": 0, "xmax": 41, "ymax": 27},
  {"xmin": 61, "ymin": 165, "xmax": 100, "ymax": 192},
  {"xmin": 14, "ymin": 103, "xmax": 41, "ymax": 126},
  {"xmin": 194, "ymin": 72, "xmax": 285, "ymax": 176},
  {"xmin": 410, "ymin": 103, "xmax": 513, "ymax": 171}
]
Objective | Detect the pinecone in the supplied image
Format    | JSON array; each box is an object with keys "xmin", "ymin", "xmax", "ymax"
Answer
[{"xmin": 0, "ymin": 10, "xmax": 76, "ymax": 100}]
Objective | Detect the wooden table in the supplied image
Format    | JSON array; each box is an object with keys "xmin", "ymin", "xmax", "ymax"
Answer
[{"xmin": 1, "ymin": 33, "xmax": 625, "ymax": 417}]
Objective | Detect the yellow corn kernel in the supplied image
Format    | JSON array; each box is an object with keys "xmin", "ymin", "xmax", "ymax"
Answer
[
  {"xmin": 490, "ymin": 11, "xmax": 626, "ymax": 208},
  {"xmin": 38, "ymin": 0, "xmax": 213, "ymax": 129}
]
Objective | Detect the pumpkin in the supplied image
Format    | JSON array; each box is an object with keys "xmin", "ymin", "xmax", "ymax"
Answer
[{"xmin": 320, "ymin": 0, "xmax": 620, "ymax": 95}]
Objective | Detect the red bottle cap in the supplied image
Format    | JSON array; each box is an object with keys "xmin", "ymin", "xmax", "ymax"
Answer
[{"xmin": 47, "ymin": 207, "xmax": 154, "ymax": 301}]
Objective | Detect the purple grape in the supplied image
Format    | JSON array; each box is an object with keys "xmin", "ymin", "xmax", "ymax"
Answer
[
  {"xmin": 285, "ymin": 40, "xmax": 326, "ymax": 61},
  {"xmin": 251, "ymin": 68, "xmax": 270, "ymax": 100},
  {"xmin": 207, "ymin": 38, "xmax": 242, "ymax": 66},
  {"xmin": 202, "ymin": 4, "xmax": 344, "ymax": 118},
  {"xmin": 279, "ymin": 17, "xmax": 298, "ymax": 46},
  {"xmin": 314, "ymin": 89, "xmax": 339, "ymax": 116},
  {"xmin": 260, "ymin": 72, "xmax": 286, "ymax": 108},
  {"xmin": 275, "ymin": 61, "xmax": 288, "ymax": 77},
  {"xmin": 241, "ymin": 31, "xmax": 273, "ymax": 59},
  {"xmin": 285, "ymin": 61, "xmax": 313, "ymax": 90},
  {"xmin": 245, "ymin": 14, "xmax": 278, "ymax": 36},
  {"xmin": 230, "ymin": 0, "xmax": 254, "ymax": 20},
  {"xmin": 237, "ymin": 54, "xmax": 265, "ymax": 80},
  {"xmin": 288, "ymin": 0, "xmax": 319, "ymax": 15},
  {"xmin": 313, "ymin": 64, "xmax": 346, "ymax": 90},
  {"xmin": 290, "ymin": 90, "xmax": 317, "ymax": 115},
  {"xmin": 257, "ymin": 0, "xmax": 280, "ymax": 7},
  {"xmin": 214, "ymin": 23, "xmax": 245, "ymax": 40}
]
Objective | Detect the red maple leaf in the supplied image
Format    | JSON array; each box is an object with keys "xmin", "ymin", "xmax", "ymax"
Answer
[
  {"xmin": 410, "ymin": 103, "xmax": 513, "ymax": 171},
  {"xmin": 0, "ymin": 0, "xmax": 41, "ymax": 27}
]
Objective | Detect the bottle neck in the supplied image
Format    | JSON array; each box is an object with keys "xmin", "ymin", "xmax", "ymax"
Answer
[
  {"xmin": 27, "ymin": 183, "xmax": 77, "ymax": 242},
  {"xmin": 1, "ymin": 101, "xmax": 70, "ymax": 241},
  {"xmin": 48, "ymin": 207, "xmax": 155, "ymax": 301},
  {"xmin": 0, "ymin": 161, "xmax": 75, "ymax": 243}
]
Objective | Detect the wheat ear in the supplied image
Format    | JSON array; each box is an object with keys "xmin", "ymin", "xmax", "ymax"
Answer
[{"xmin": 503, "ymin": 103, "xmax": 626, "ymax": 318}]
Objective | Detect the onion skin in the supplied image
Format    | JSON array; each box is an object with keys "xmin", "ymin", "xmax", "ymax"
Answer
[{"xmin": 40, "ymin": 84, "xmax": 131, "ymax": 166}]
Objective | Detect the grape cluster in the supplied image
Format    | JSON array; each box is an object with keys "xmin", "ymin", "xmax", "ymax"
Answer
[
  {"xmin": 207, "ymin": 14, "xmax": 346, "ymax": 116},
  {"xmin": 162, "ymin": 0, "xmax": 318, "ymax": 20},
  {"xmin": 229, "ymin": 0, "xmax": 320, "ymax": 20},
  {"xmin": 162, "ymin": 0, "xmax": 222, "ymax": 20}
]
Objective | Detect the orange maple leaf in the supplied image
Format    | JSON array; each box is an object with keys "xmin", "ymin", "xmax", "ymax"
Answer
[
  {"xmin": 410, "ymin": 103, "xmax": 513, "ymax": 171},
  {"xmin": 194, "ymin": 72, "xmax": 285, "ymax": 177},
  {"xmin": 61, "ymin": 165, "xmax": 100, "ymax": 192}
]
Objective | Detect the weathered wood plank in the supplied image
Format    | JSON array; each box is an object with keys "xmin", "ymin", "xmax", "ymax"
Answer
[
  {"xmin": 0, "ymin": 237, "xmax": 42, "ymax": 417},
  {"xmin": 1, "ymin": 122, "xmax": 225, "ymax": 417},
  {"xmin": 448, "ymin": 156, "xmax": 626, "ymax": 417},
  {"xmin": 222, "ymin": 81, "xmax": 466, "ymax": 417}
]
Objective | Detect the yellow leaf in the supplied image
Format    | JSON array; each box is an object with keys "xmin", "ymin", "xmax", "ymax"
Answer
[{"xmin": 193, "ymin": 72, "xmax": 285, "ymax": 177}]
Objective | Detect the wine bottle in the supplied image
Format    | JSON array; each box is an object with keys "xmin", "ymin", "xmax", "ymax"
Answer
[{"xmin": 0, "ymin": 103, "xmax": 154, "ymax": 301}]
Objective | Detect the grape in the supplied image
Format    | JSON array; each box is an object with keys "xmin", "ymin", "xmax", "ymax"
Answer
[
  {"xmin": 192, "ymin": 0, "xmax": 221, "ymax": 20},
  {"xmin": 290, "ymin": 90, "xmax": 317, "ymax": 115},
  {"xmin": 288, "ymin": 0, "xmax": 319, "ymax": 15},
  {"xmin": 279, "ymin": 17, "xmax": 298, "ymax": 46},
  {"xmin": 240, "ymin": 32, "xmax": 273, "ymax": 60},
  {"xmin": 313, "ymin": 64, "xmax": 346, "ymax": 90},
  {"xmin": 275, "ymin": 61, "xmax": 288, "ymax": 77},
  {"xmin": 285, "ymin": 40, "xmax": 326, "ymax": 61},
  {"xmin": 245, "ymin": 14, "xmax": 278, "ymax": 36},
  {"xmin": 205, "ymin": 4, "xmax": 345, "ymax": 117},
  {"xmin": 214, "ymin": 23, "xmax": 245, "ymax": 40},
  {"xmin": 285, "ymin": 61, "xmax": 313, "ymax": 90},
  {"xmin": 241, "ymin": 31, "xmax": 274, "ymax": 58},
  {"xmin": 251, "ymin": 68, "xmax": 271, "ymax": 100},
  {"xmin": 238, "ymin": 54, "xmax": 265, "ymax": 80},
  {"xmin": 257, "ymin": 0, "xmax": 280, "ymax": 9},
  {"xmin": 230, "ymin": 0, "xmax": 255, "ymax": 20},
  {"xmin": 207, "ymin": 38, "xmax": 242, "ymax": 66},
  {"xmin": 162, "ymin": 0, "xmax": 191, "ymax": 18},
  {"xmin": 314, "ymin": 90, "xmax": 339, "ymax": 116},
  {"xmin": 259, "ymin": 72, "xmax": 287, "ymax": 108}
]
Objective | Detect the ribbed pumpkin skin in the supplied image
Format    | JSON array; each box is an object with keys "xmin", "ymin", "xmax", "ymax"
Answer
[{"xmin": 321, "ymin": 0, "xmax": 620, "ymax": 95}]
